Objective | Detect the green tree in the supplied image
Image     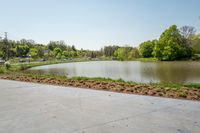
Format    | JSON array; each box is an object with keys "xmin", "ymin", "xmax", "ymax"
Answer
[
  {"xmin": 139, "ymin": 40, "xmax": 156, "ymax": 57},
  {"xmin": 16, "ymin": 45, "xmax": 29, "ymax": 57},
  {"xmin": 62, "ymin": 51, "xmax": 70, "ymax": 58},
  {"xmin": 56, "ymin": 52, "xmax": 62, "ymax": 59},
  {"xmin": 114, "ymin": 48, "xmax": 125, "ymax": 60},
  {"xmin": 0, "ymin": 51, "xmax": 4, "ymax": 58},
  {"xmin": 0, "ymin": 40, "xmax": 5, "ymax": 58},
  {"xmin": 0, "ymin": 40, "xmax": 11, "ymax": 60},
  {"xmin": 48, "ymin": 51, "xmax": 54, "ymax": 59},
  {"xmin": 53, "ymin": 47, "xmax": 62, "ymax": 57},
  {"xmin": 191, "ymin": 34, "xmax": 200, "ymax": 54},
  {"xmin": 103, "ymin": 45, "xmax": 119, "ymax": 57},
  {"xmin": 19, "ymin": 39, "xmax": 35, "ymax": 47},
  {"xmin": 69, "ymin": 50, "xmax": 77, "ymax": 58},
  {"xmin": 114, "ymin": 47, "xmax": 135, "ymax": 60},
  {"xmin": 29, "ymin": 48, "xmax": 38, "ymax": 59},
  {"xmin": 153, "ymin": 25, "xmax": 192, "ymax": 61},
  {"xmin": 48, "ymin": 41, "xmax": 67, "ymax": 51},
  {"xmin": 72, "ymin": 45, "xmax": 76, "ymax": 51},
  {"xmin": 128, "ymin": 48, "xmax": 140, "ymax": 60},
  {"xmin": 43, "ymin": 53, "xmax": 49, "ymax": 60},
  {"xmin": 35, "ymin": 45, "xmax": 45, "ymax": 58}
]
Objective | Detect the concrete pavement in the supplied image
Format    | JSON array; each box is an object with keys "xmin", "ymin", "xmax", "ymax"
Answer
[{"xmin": 0, "ymin": 79, "xmax": 199, "ymax": 133}]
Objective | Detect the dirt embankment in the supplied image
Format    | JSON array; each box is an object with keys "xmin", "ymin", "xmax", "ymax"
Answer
[{"xmin": 1, "ymin": 75, "xmax": 200, "ymax": 101}]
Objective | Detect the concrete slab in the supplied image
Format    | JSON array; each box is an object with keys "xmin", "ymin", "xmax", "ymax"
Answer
[{"xmin": 0, "ymin": 79, "xmax": 199, "ymax": 133}]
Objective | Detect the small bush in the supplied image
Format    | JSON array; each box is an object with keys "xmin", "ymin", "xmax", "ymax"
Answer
[
  {"xmin": 5, "ymin": 62, "xmax": 11, "ymax": 70},
  {"xmin": 0, "ymin": 67, "xmax": 5, "ymax": 74},
  {"xmin": 20, "ymin": 64, "xmax": 28, "ymax": 70}
]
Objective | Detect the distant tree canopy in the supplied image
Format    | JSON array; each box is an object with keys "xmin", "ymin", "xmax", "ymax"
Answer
[
  {"xmin": 103, "ymin": 45, "xmax": 120, "ymax": 57},
  {"xmin": 29, "ymin": 48, "xmax": 38, "ymax": 59},
  {"xmin": 16, "ymin": 44, "xmax": 29, "ymax": 57},
  {"xmin": 0, "ymin": 25, "xmax": 199, "ymax": 61},
  {"xmin": 114, "ymin": 47, "xmax": 140, "ymax": 60},
  {"xmin": 138, "ymin": 25, "xmax": 194, "ymax": 61},
  {"xmin": 128, "ymin": 48, "xmax": 140, "ymax": 59},
  {"xmin": 47, "ymin": 41, "xmax": 76, "ymax": 51},
  {"xmin": 0, "ymin": 40, "xmax": 5, "ymax": 59},
  {"xmin": 47, "ymin": 41, "xmax": 67, "ymax": 51}
]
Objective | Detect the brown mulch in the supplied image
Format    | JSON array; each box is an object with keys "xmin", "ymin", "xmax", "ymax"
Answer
[{"xmin": 1, "ymin": 75, "xmax": 200, "ymax": 101}]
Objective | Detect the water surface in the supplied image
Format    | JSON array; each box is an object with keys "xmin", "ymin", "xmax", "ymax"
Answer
[{"xmin": 27, "ymin": 61, "xmax": 200, "ymax": 83}]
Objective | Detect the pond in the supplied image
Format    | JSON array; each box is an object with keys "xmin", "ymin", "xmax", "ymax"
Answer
[{"xmin": 27, "ymin": 61, "xmax": 200, "ymax": 83}]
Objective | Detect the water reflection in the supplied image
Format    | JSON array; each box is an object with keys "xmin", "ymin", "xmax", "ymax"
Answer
[
  {"xmin": 139, "ymin": 61, "xmax": 200, "ymax": 83},
  {"xmin": 27, "ymin": 61, "xmax": 200, "ymax": 83}
]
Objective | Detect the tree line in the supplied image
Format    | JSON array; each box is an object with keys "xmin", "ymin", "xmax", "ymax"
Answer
[
  {"xmin": 0, "ymin": 25, "xmax": 200, "ymax": 61},
  {"xmin": 139, "ymin": 25, "xmax": 199, "ymax": 61}
]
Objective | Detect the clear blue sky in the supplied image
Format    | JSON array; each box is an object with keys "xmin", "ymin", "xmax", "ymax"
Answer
[{"xmin": 0, "ymin": 0, "xmax": 200, "ymax": 50}]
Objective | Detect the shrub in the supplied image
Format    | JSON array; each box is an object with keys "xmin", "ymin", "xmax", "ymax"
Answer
[
  {"xmin": 5, "ymin": 62, "xmax": 11, "ymax": 70},
  {"xmin": 0, "ymin": 67, "xmax": 5, "ymax": 74},
  {"xmin": 20, "ymin": 64, "xmax": 28, "ymax": 70}
]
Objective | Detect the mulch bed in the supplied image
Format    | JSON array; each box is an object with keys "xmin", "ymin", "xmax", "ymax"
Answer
[{"xmin": 1, "ymin": 75, "xmax": 200, "ymax": 101}]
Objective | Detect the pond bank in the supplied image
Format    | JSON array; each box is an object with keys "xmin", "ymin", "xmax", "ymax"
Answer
[
  {"xmin": 0, "ymin": 59, "xmax": 95, "ymax": 73},
  {"xmin": 1, "ymin": 73, "xmax": 200, "ymax": 101},
  {"xmin": 1, "ymin": 60, "xmax": 200, "ymax": 101}
]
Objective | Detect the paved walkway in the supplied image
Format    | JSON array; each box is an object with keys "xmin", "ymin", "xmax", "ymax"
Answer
[{"xmin": 0, "ymin": 79, "xmax": 200, "ymax": 133}]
